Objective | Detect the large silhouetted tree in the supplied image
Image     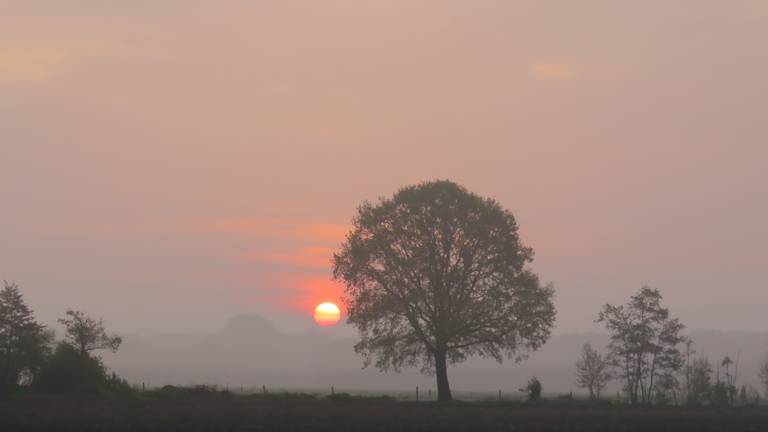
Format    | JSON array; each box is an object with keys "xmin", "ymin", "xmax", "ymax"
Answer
[
  {"xmin": 598, "ymin": 286, "xmax": 686, "ymax": 404},
  {"xmin": 333, "ymin": 181, "xmax": 556, "ymax": 401},
  {"xmin": 0, "ymin": 282, "xmax": 51, "ymax": 392},
  {"xmin": 58, "ymin": 310, "xmax": 122, "ymax": 357}
]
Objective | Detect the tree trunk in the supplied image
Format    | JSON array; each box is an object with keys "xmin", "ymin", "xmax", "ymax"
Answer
[{"xmin": 435, "ymin": 349, "xmax": 453, "ymax": 401}]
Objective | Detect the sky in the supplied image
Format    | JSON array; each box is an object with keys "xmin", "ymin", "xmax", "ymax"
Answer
[{"xmin": 1, "ymin": 1, "xmax": 767, "ymax": 338}]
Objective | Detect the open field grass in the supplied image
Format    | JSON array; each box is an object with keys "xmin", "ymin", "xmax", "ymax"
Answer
[{"xmin": 2, "ymin": 395, "xmax": 768, "ymax": 432}]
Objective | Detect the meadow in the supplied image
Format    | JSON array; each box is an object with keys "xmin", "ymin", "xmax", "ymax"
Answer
[{"xmin": 3, "ymin": 390, "xmax": 768, "ymax": 432}]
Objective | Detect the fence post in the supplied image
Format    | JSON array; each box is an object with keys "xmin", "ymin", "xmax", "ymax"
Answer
[
  {"xmin": 262, "ymin": 384, "xmax": 266, "ymax": 394},
  {"xmin": 416, "ymin": 386, "xmax": 419, "ymax": 401},
  {"xmin": 499, "ymin": 389, "xmax": 502, "ymax": 401},
  {"xmin": 331, "ymin": 386, "xmax": 335, "ymax": 395}
]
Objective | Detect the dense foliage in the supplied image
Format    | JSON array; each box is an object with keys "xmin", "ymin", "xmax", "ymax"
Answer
[
  {"xmin": 334, "ymin": 181, "xmax": 556, "ymax": 401},
  {"xmin": 0, "ymin": 282, "xmax": 52, "ymax": 393},
  {"xmin": 34, "ymin": 342, "xmax": 114, "ymax": 393},
  {"xmin": 0, "ymin": 282, "xmax": 125, "ymax": 395}
]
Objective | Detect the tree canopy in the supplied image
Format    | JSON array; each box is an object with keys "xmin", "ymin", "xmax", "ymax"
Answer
[
  {"xmin": 598, "ymin": 286, "xmax": 686, "ymax": 404},
  {"xmin": 0, "ymin": 282, "xmax": 51, "ymax": 392},
  {"xmin": 575, "ymin": 343, "xmax": 612, "ymax": 400},
  {"xmin": 58, "ymin": 310, "xmax": 122, "ymax": 357},
  {"xmin": 333, "ymin": 180, "xmax": 555, "ymax": 401}
]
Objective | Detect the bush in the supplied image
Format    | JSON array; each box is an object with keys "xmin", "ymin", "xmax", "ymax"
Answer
[
  {"xmin": 33, "ymin": 343, "xmax": 108, "ymax": 394},
  {"xmin": 105, "ymin": 372, "xmax": 133, "ymax": 394},
  {"xmin": 521, "ymin": 377, "xmax": 542, "ymax": 402}
]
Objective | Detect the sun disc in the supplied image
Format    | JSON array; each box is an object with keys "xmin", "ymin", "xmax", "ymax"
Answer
[{"xmin": 314, "ymin": 302, "xmax": 341, "ymax": 326}]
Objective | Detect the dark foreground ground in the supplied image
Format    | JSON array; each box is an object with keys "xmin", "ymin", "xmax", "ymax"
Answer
[{"xmin": 2, "ymin": 397, "xmax": 768, "ymax": 432}]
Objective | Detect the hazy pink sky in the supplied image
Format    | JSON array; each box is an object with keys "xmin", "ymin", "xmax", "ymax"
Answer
[{"xmin": 2, "ymin": 1, "xmax": 767, "ymax": 335}]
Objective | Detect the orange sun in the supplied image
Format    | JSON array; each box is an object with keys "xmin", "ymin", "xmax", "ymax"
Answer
[{"xmin": 313, "ymin": 302, "xmax": 341, "ymax": 326}]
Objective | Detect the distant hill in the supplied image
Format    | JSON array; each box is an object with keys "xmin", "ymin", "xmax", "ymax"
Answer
[{"xmin": 102, "ymin": 314, "xmax": 768, "ymax": 395}]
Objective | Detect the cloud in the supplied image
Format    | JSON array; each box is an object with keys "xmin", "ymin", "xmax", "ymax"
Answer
[
  {"xmin": 243, "ymin": 246, "xmax": 336, "ymax": 269},
  {"xmin": 179, "ymin": 218, "xmax": 349, "ymax": 243},
  {"xmin": 185, "ymin": 219, "xmax": 348, "ymax": 313},
  {"xmin": 58, "ymin": 217, "xmax": 349, "ymax": 313},
  {"xmin": 528, "ymin": 63, "xmax": 586, "ymax": 81},
  {"xmin": 0, "ymin": 40, "xmax": 114, "ymax": 85},
  {"xmin": 245, "ymin": 274, "xmax": 346, "ymax": 315}
]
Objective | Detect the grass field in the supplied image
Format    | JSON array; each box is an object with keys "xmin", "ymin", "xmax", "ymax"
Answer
[{"xmin": 2, "ymin": 395, "xmax": 768, "ymax": 431}]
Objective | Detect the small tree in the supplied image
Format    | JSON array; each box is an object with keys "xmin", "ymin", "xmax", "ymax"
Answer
[
  {"xmin": 654, "ymin": 371, "xmax": 679, "ymax": 405},
  {"xmin": 759, "ymin": 356, "xmax": 768, "ymax": 397},
  {"xmin": 739, "ymin": 385, "xmax": 748, "ymax": 405},
  {"xmin": 0, "ymin": 282, "xmax": 52, "ymax": 392},
  {"xmin": 521, "ymin": 376, "xmax": 542, "ymax": 401},
  {"xmin": 680, "ymin": 339, "xmax": 695, "ymax": 402},
  {"xmin": 58, "ymin": 310, "xmax": 122, "ymax": 357},
  {"xmin": 597, "ymin": 286, "xmax": 686, "ymax": 404},
  {"xmin": 746, "ymin": 386, "xmax": 761, "ymax": 406},
  {"xmin": 687, "ymin": 356, "xmax": 713, "ymax": 405},
  {"xmin": 720, "ymin": 355, "xmax": 737, "ymax": 405},
  {"xmin": 712, "ymin": 381, "xmax": 730, "ymax": 406},
  {"xmin": 575, "ymin": 343, "xmax": 612, "ymax": 400}
]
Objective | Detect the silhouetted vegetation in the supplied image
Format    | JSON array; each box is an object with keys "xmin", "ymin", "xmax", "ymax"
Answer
[
  {"xmin": 687, "ymin": 356, "xmax": 715, "ymax": 404},
  {"xmin": 521, "ymin": 376, "xmax": 542, "ymax": 401},
  {"xmin": 575, "ymin": 343, "xmax": 612, "ymax": 400},
  {"xmin": 0, "ymin": 281, "xmax": 127, "ymax": 396},
  {"xmin": 0, "ymin": 275, "xmax": 765, "ymax": 432},
  {"xmin": 598, "ymin": 286, "xmax": 686, "ymax": 404},
  {"xmin": 0, "ymin": 281, "xmax": 53, "ymax": 394},
  {"xmin": 58, "ymin": 309, "xmax": 122, "ymax": 356},
  {"xmin": 0, "ymin": 282, "xmax": 53, "ymax": 394},
  {"xmin": 33, "ymin": 342, "xmax": 130, "ymax": 394},
  {"xmin": 759, "ymin": 356, "xmax": 768, "ymax": 397},
  {"xmin": 333, "ymin": 180, "xmax": 555, "ymax": 401}
]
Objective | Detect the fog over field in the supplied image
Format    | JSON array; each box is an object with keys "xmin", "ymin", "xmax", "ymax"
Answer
[{"xmin": 96, "ymin": 314, "xmax": 768, "ymax": 395}]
